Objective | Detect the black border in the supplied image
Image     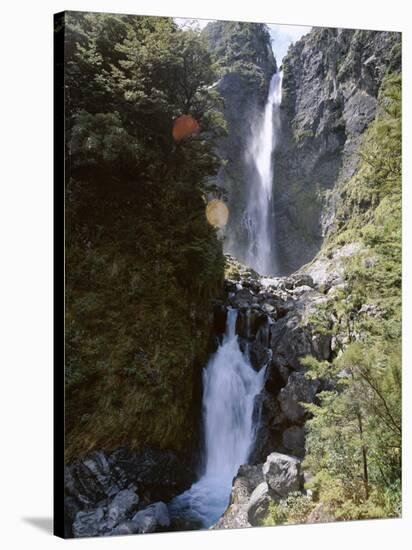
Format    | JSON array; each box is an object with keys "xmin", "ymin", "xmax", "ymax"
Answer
[{"xmin": 53, "ymin": 10, "xmax": 66, "ymax": 539}]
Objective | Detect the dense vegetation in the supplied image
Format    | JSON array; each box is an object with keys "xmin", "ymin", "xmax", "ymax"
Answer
[
  {"xmin": 264, "ymin": 72, "xmax": 401, "ymax": 524},
  {"xmin": 63, "ymin": 13, "xmax": 226, "ymax": 459}
]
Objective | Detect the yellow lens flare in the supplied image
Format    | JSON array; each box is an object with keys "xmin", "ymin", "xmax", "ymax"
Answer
[{"xmin": 205, "ymin": 199, "xmax": 229, "ymax": 228}]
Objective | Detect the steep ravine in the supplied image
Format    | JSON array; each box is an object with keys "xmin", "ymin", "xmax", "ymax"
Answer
[
  {"xmin": 205, "ymin": 25, "xmax": 400, "ymax": 275},
  {"xmin": 64, "ymin": 253, "xmax": 339, "ymax": 535}
]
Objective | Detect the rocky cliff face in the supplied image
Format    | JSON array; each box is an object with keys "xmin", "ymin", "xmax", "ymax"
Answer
[{"xmin": 274, "ymin": 28, "xmax": 401, "ymax": 273}]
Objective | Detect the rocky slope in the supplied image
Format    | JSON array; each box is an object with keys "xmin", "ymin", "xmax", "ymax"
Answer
[
  {"xmin": 64, "ymin": 448, "xmax": 194, "ymax": 537},
  {"xmin": 274, "ymin": 28, "xmax": 401, "ymax": 273},
  {"xmin": 221, "ymin": 255, "xmax": 332, "ymax": 460}
]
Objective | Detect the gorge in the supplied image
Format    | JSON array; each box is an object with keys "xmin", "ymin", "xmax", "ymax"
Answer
[{"xmin": 62, "ymin": 14, "xmax": 402, "ymax": 538}]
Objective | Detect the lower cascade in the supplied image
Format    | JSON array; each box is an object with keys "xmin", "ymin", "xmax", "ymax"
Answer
[{"xmin": 169, "ymin": 308, "xmax": 266, "ymax": 528}]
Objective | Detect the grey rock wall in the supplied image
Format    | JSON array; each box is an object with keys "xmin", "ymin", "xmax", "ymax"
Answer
[{"xmin": 274, "ymin": 28, "xmax": 401, "ymax": 273}]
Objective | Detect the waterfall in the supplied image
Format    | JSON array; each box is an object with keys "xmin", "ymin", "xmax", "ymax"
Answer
[
  {"xmin": 243, "ymin": 70, "xmax": 283, "ymax": 276},
  {"xmin": 169, "ymin": 309, "xmax": 266, "ymax": 528}
]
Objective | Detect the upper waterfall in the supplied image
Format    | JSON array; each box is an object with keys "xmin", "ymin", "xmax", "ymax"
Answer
[{"xmin": 243, "ymin": 70, "xmax": 283, "ymax": 276}]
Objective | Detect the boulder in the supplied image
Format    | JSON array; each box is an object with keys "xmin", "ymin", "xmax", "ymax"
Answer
[
  {"xmin": 311, "ymin": 333, "xmax": 332, "ymax": 360},
  {"xmin": 292, "ymin": 274, "xmax": 314, "ymax": 288},
  {"xmin": 246, "ymin": 482, "xmax": 271, "ymax": 525},
  {"xmin": 107, "ymin": 489, "xmax": 139, "ymax": 529},
  {"xmin": 270, "ymin": 317, "xmax": 313, "ymax": 370},
  {"xmin": 230, "ymin": 464, "xmax": 264, "ymax": 505},
  {"xmin": 262, "ymin": 452, "xmax": 303, "ymax": 499},
  {"xmin": 65, "ymin": 451, "xmax": 125, "ymax": 507},
  {"xmin": 278, "ymin": 372, "xmax": 320, "ymax": 423},
  {"xmin": 110, "ymin": 521, "xmax": 139, "ymax": 536},
  {"xmin": 212, "ymin": 463, "xmax": 264, "ymax": 529},
  {"xmin": 132, "ymin": 502, "xmax": 170, "ymax": 534},
  {"xmin": 72, "ymin": 507, "xmax": 107, "ymax": 538},
  {"xmin": 229, "ymin": 288, "xmax": 255, "ymax": 308}
]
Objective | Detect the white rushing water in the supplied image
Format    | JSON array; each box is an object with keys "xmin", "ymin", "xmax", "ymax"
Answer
[
  {"xmin": 243, "ymin": 70, "xmax": 283, "ymax": 276},
  {"xmin": 169, "ymin": 309, "xmax": 266, "ymax": 528}
]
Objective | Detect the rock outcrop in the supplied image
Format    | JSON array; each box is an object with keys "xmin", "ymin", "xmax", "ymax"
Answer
[
  {"xmin": 215, "ymin": 451, "xmax": 303, "ymax": 528},
  {"xmin": 262, "ymin": 452, "xmax": 303, "ymax": 498},
  {"xmin": 64, "ymin": 448, "xmax": 193, "ymax": 537},
  {"xmin": 221, "ymin": 255, "xmax": 334, "ymax": 461}
]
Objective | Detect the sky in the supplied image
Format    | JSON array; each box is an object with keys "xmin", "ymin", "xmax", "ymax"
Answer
[
  {"xmin": 174, "ymin": 19, "xmax": 311, "ymax": 63},
  {"xmin": 267, "ymin": 24, "xmax": 312, "ymax": 63}
]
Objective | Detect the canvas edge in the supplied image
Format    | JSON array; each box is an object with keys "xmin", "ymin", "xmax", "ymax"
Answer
[{"xmin": 53, "ymin": 10, "xmax": 66, "ymax": 539}]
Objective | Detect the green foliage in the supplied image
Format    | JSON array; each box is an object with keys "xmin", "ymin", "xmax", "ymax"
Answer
[
  {"xmin": 261, "ymin": 493, "xmax": 315, "ymax": 526},
  {"xmin": 63, "ymin": 13, "xmax": 226, "ymax": 459},
  {"xmin": 303, "ymin": 73, "xmax": 401, "ymax": 520},
  {"xmin": 204, "ymin": 21, "xmax": 274, "ymax": 82}
]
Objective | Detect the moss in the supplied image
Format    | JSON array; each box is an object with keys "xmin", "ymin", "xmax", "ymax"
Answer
[
  {"xmin": 292, "ymin": 127, "xmax": 315, "ymax": 144},
  {"xmin": 65, "ymin": 184, "xmax": 225, "ymax": 460}
]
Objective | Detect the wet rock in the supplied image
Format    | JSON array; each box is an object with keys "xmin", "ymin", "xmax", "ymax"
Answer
[
  {"xmin": 249, "ymin": 333, "xmax": 272, "ymax": 371},
  {"xmin": 213, "ymin": 304, "xmax": 227, "ymax": 339},
  {"xmin": 213, "ymin": 463, "xmax": 264, "ymax": 529},
  {"xmin": 72, "ymin": 507, "xmax": 107, "ymax": 538},
  {"xmin": 132, "ymin": 502, "xmax": 170, "ymax": 534},
  {"xmin": 65, "ymin": 451, "xmax": 125, "ymax": 507},
  {"xmin": 230, "ymin": 288, "xmax": 255, "ymax": 308},
  {"xmin": 262, "ymin": 303, "xmax": 276, "ymax": 315},
  {"xmin": 110, "ymin": 521, "xmax": 139, "ymax": 536},
  {"xmin": 107, "ymin": 489, "xmax": 139, "ymax": 529},
  {"xmin": 262, "ymin": 452, "xmax": 303, "ymax": 499},
  {"xmin": 236, "ymin": 308, "xmax": 267, "ymax": 339}
]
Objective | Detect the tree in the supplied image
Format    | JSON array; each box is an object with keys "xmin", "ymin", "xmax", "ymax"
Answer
[{"xmin": 302, "ymin": 73, "xmax": 401, "ymax": 520}]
